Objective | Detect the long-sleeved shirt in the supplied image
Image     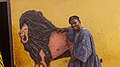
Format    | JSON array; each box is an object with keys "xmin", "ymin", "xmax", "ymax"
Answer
[{"xmin": 68, "ymin": 27, "xmax": 102, "ymax": 67}]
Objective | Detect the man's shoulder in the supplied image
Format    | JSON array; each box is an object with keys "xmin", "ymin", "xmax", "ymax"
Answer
[
  {"xmin": 81, "ymin": 28, "xmax": 92, "ymax": 36},
  {"xmin": 81, "ymin": 28, "xmax": 92, "ymax": 37}
]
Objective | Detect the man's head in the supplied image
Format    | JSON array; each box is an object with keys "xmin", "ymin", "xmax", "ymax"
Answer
[{"xmin": 69, "ymin": 15, "xmax": 81, "ymax": 32}]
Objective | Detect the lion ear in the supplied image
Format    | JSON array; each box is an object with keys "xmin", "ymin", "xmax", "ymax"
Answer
[{"xmin": 38, "ymin": 11, "xmax": 43, "ymax": 17}]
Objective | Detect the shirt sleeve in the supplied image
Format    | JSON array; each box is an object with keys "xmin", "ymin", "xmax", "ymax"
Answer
[{"xmin": 73, "ymin": 33, "xmax": 92, "ymax": 63}]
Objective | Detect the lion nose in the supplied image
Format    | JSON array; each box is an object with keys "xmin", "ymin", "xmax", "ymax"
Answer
[
  {"xmin": 18, "ymin": 31, "xmax": 24, "ymax": 36},
  {"xmin": 18, "ymin": 31, "xmax": 21, "ymax": 35}
]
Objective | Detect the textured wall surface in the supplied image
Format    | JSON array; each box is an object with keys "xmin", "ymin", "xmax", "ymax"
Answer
[
  {"xmin": 0, "ymin": 52, "xmax": 4, "ymax": 67},
  {"xmin": 11, "ymin": 0, "xmax": 120, "ymax": 67}
]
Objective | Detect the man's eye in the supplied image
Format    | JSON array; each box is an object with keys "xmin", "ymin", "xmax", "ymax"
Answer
[
  {"xmin": 74, "ymin": 22, "xmax": 77, "ymax": 24},
  {"xmin": 24, "ymin": 28, "xmax": 27, "ymax": 30}
]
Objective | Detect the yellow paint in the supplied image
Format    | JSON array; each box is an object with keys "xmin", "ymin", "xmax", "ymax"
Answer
[
  {"xmin": 10, "ymin": 0, "xmax": 120, "ymax": 67},
  {"xmin": 0, "ymin": 52, "xmax": 4, "ymax": 67}
]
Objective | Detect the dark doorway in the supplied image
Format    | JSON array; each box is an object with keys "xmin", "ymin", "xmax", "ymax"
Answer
[{"xmin": 0, "ymin": 0, "xmax": 14, "ymax": 67}]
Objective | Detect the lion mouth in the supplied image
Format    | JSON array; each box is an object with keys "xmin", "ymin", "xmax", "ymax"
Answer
[
  {"xmin": 21, "ymin": 35, "xmax": 27, "ymax": 43},
  {"xmin": 23, "ymin": 35, "xmax": 27, "ymax": 41}
]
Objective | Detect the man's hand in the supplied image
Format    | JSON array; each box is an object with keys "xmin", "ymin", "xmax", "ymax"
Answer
[
  {"xmin": 57, "ymin": 28, "xmax": 68, "ymax": 33},
  {"xmin": 71, "ymin": 56, "xmax": 77, "ymax": 62}
]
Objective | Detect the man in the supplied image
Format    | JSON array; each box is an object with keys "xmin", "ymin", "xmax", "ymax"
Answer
[{"xmin": 67, "ymin": 16, "xmax": 102, "ymax": 67}]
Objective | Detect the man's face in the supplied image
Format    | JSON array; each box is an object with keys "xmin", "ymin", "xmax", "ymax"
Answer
[
  {"xmin": 19, "ymin": 23, "xmax": 28, "ymax": 44},
  {"xmin": 69, "ymin": 19, "xmax": 80, "ymax": 31}
]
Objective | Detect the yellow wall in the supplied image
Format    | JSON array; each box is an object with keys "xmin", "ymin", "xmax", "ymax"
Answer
[{"xmin": 11, "ymin": 0, "xmax": 120, "ymax": 67}]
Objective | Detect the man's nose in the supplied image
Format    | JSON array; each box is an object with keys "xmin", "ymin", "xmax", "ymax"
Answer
[{"xmin": 72, "ymin": 24, "xmax": 76, "ymax": 27}]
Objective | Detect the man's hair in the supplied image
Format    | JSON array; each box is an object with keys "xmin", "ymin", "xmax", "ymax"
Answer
[{"xmin": 69, "ymin": 15, "xmax": 80, "ymax": 23}]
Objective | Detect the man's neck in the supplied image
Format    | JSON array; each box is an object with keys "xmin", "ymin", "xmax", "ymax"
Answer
[{"xmin": 76, "ymin": 26, "xmax": 83, "ymax": 33}]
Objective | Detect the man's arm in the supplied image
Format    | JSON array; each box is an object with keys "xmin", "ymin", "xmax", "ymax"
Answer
[{"xmin": 73, "ymin": 33, "xmax": 92, "ymax": 63}]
